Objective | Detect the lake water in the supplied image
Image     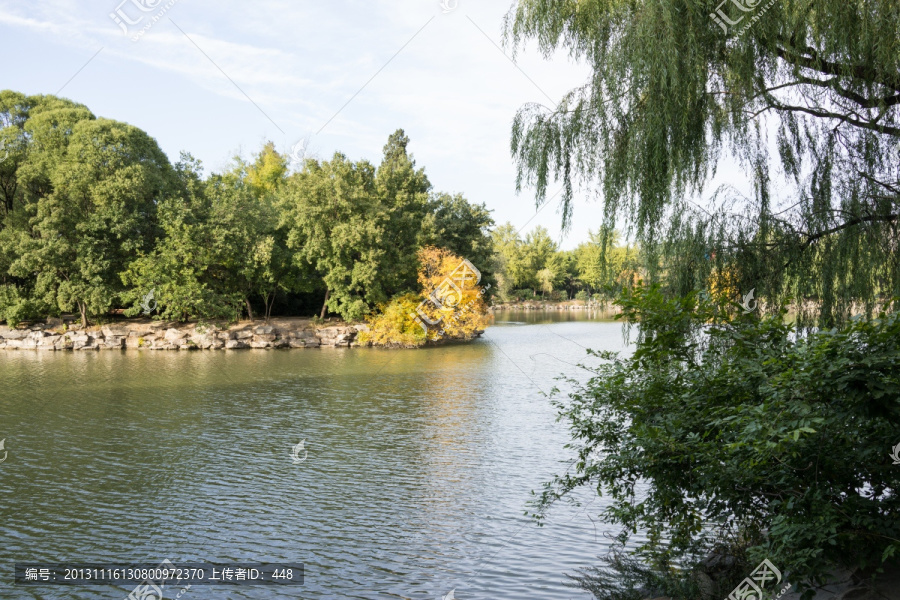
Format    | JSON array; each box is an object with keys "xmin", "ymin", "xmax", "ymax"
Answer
[{"xmin": 0, "ymin": 312, "xmax": 636, "ymax": 599}]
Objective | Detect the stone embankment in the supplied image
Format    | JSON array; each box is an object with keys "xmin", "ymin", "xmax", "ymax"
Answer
[{"xmin": 0, "ymin": 319, "xmax": 368, "ymax": 351}]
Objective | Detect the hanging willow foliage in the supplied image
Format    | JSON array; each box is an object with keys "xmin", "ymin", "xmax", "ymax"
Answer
[{"xmin": 504, "ymin": 0, "xmax": 900, "ymax": 327}]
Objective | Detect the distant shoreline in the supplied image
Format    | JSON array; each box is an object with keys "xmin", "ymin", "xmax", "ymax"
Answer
[{"xmin": 491, "ymin": 300, "xmax": 623, "ymax": 317}]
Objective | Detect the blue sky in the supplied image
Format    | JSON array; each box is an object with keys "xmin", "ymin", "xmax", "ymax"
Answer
[{"xmin": 0, "ymin": 0, "xmax": 606, "ymax": 249}]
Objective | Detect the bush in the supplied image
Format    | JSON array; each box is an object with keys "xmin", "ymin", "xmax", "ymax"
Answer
[
  {"xmin": 575, "ymin": 290, "xmax": 591, "ymax": 302},
  {"xmin": 512, "ymin": 289, "xmax": 536, "ymax": 301},
  {"xmin": 358, "ymin": 293, "xmax": 427, "ymax": 347},
  {"xmin": 0, "ymin": 284, "xmax": 45, "ymax": 327},
  {"xmin": 537, "ymin": 285, "xmax": 900, "ymax": 598}
]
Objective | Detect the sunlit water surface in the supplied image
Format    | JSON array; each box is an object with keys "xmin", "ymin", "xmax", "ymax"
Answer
[{"xmin": 0, "ymin": 312, "xmax": 638, "ymax": 599}]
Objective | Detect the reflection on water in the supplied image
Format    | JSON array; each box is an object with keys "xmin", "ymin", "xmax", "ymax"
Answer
[{"xmin": 0, "ymin": 319, "xmax": 636, "ymax": 599}]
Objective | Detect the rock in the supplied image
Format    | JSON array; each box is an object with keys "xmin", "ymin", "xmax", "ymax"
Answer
[
  {"xmin": 41, "ymin": 334, "xmax": 61, "ymax": 348},
  {"xmin": 250, "ymin": 339, "xmax": 272, "ymax": 349},
  {"xmin": 217, "ymin": 331, "xmax": 234, "ymax": 340},
  {"xmin": 694, "ymin": 572, "xmax": 716, "ymax": 600},
  {"xmin": 164, "ymin": 328, "xmax": 188, "ymax": 342},
  {"xmin": 55, "ymin": 338, "xmax": 74, "ymax": 351},
  {"xmin": 1, "ymin": 329, "xmax": 27, "ymax": 340},
  {"xmin": 288, "ymin": 330, "xmax": 317, "ymax": 339},
  {"xmin": 192, "ymin": 335, "xmax": 214, "ymax": 350},
  {"xmin": 5, "ymin": 339, "xmax": 23, "ymax": 349},
  {"xmin": 75, "ymin": 343, "xmax": 99, "ymax": 351},
  {"xmin": 254, "ymin": 325, "xmax": 275, "ymax": 335},
  {"xmin": 28, "ymin": 330, "xmax": 50, "ymax": 339},
  {"xmin": 102, "ymin": 337, "xmax": 125, "ymax": 349},
  {"xmin": 253, "ymin": 333, "xmax": 276, "ymax": 343},
  {"xmin": 234, "ymin": 330, "xmax": 253, "ymax": 340},
  {"xmin": 225, "ymin": 340, "xmax": 249, "ymax": 349},
  {"xmin": 45, "ymin": 317, "xmax": 64, "ymax": 328}
]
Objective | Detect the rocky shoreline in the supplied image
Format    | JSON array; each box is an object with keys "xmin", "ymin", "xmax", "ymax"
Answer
[{"xmin": 0, "ymin": 319, "xmax": 367, "ymax": 351}]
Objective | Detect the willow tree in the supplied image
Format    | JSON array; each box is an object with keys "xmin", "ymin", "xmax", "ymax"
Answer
[{"xmin": 505, "ymin": 0, "xmax": 900, "ymax": 326}]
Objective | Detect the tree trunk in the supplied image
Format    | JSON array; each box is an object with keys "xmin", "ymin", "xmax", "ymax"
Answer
[
  {"xmin": 78, "ymin": 302, "xmax": 88, "ymax": 328},
  {"xmin": 245, "ymin": 298, "xmax": 254, "ymax": 321},
  {"xmin": 264, "ymin": 291, "xmax": 275, "ymax": 324},
  {"xmin": 320, "ymin": 288, "xmax": 330, "ymax": 320}
]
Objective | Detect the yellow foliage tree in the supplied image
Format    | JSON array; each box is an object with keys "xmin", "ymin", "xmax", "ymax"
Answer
[{"xmin": 359, "ymin": 246, "xmax": 491, "ymax": 347}]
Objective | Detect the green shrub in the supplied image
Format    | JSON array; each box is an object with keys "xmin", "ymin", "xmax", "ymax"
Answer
[
  {"xmin": 538, "ymin": 285, "xmax": 900, "ymax": 598},
  {"xmin": 0, "ymin": 284, "xmax": 44, "ymax": 327}
]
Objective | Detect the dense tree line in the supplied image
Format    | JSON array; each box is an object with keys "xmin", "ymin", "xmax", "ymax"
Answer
[
  {"xmin": 491, "ymin": 225, "xmax": 642, "ymax": 302},
  {"xmin": 0, "ymin": 91, "xmax": 501, "ymax": 326},
  {"xmin": 0, "ymin": 91, "xmax": 641, "ymax": 328}
]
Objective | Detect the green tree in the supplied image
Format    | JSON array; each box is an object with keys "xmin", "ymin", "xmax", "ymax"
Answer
[
  {"xmin": 419, "ymin": 192, "xmax": 495, "ymax": 281},
  {"xmin": 121, "ymin": 154, "xmax": 240, "ymax": 322},
  {"xmin": 505, "ymin": 0, "xmax": 900, "ymax": 325},
  {"xmin": 536, "ymin": 267, "xmax": 554, "ymax": 298},
  {"xmin": 538, "ymin": 287, "xmax": 900, "ymax": 597},
  {"xmin": 504, "ymin": 1, "xmax": 900, "ymax": 593},
  {"xmin": 491, "ymin": 222, "xmax": 527, "ymax": 300},
  {"xmin": 375, "ymin": 129, "xmax": 432, "ymax": 292},
  {"xmin": 9, "ymin": 116, "xmax": 173, "ymax": 326},
  {"xmin": 280, "ymin": 153, "xmax": 389, "ymax": 321},
  {"xmin": 521, "ymin": 226, "xmax": 558, "ymax": 293},
  {"xmin": 218, "ymin": 144, "xmax": 302, "ymax": 321}
]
